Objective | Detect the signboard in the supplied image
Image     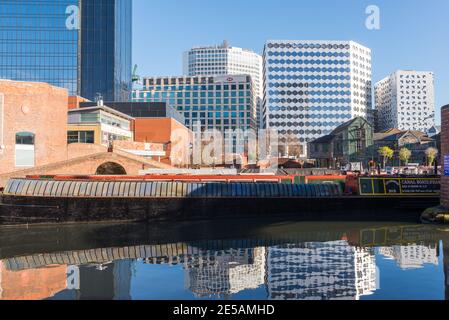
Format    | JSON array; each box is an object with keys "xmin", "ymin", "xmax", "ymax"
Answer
[
  {"xmin": 359, "ymin": 177, "xmax": 440, "ymax": 196},
  {"xmin": 445, "ymin": 155, "xmax": 449, "ymax": 176},
  {"xmin": 350, "ymin": 162, "xmax": 363, "ymax": 172}
]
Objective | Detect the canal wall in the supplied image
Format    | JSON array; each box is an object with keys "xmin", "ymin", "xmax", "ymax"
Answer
[{"xmin": 442, "ymin": 105, "xmax": 449, "ymax": 208}]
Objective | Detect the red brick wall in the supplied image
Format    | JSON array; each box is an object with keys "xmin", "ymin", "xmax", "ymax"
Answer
[
  {"xmin": 442, "ymin": 105, "xmax": 449, "ymax": 208},
  {"xmin": 0, "ymin": 81, "xmax": 68, "ymax": 175}
]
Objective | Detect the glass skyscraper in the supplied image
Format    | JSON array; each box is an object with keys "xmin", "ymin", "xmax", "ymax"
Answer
[
  {"xmin": 80, "ymin": 0, "xmax": 132, "ymax": 102},
  {"xmin": 0, "ymin": 0, "xmax": 79, "ymax": 95},
  {"xmin": 0, "ymin": 0, "xmax": 132, "ymax": 101}
]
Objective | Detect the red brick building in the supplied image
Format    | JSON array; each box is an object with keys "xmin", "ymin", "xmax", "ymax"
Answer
[
  {"xmin": 134, "ymin": 118, "xmax": 193, "ymax": 167},
  {"xmin": 441, "ymin": 105, "xmax": 449, "ymax": 208},
  {"xmin": 0, "ymin": 80, "xmax": 69, "ymax": 175}
]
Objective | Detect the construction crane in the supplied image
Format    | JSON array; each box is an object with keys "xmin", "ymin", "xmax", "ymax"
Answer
[{"xmin": 132, "ymin": 64, "xmax": 140, "ymax": 83}]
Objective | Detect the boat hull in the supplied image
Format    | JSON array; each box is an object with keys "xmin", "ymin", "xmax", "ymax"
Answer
[{"xmin": 0, "ymin": 195, "xmax": 440, "ymax": 226}]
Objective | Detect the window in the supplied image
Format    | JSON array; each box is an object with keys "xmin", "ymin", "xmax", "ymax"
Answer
[
  {"xmin": 68, "ymin": 131, "xmax": 95, "ymax": 144},
  {"xmin": 80, "ymin": 112, "xmax": 100, "ymax": 123},
  {"xmin": 15, "ymin": 132, "xmax": 35, "ymax": 167}
]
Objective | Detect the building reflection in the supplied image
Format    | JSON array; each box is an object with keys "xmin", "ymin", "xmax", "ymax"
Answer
[
  {"xmin": 0, "ymin": 261, "xmax": 67, "ymax": 300},
  {"xmin": 1, "ymin": 224, "xmax": 449, "ymax": 300},
  {"xmin": 145, "ymin": 247, "xmax": 266, "ymax": 298},
  {"xmin": 378, "ymin": 244, "xmax": 439, "ymax": 269},
  {"xmin": 267, "ymin": 241, "xmax": 377, "ymax": 300},
  {"xmin": 51, "ymin": 260, "xmax": 132, "ymax": 300}
]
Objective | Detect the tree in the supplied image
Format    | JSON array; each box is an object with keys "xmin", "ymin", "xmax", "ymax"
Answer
[
  {"xmin": 399, "ymin": 147, "xmax": 412, "ymax": 166},
  {"xmin": 378, "ymin": 146, "xmax": 394, "ymax": 169},
  {"xmin": 425, "ymin": 147, "xmax": 439, "ymax": 166}
]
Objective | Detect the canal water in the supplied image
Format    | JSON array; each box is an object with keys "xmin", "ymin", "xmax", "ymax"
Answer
[{"xmin": 0, "ymin": 218, "xmax": 448, "ymax": 300}]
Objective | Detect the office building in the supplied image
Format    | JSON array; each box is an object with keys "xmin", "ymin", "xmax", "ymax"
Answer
[
  {"xmin": 0, "ymin": 0, "xmax": 132, "ymax": 101},
  {"xmin": 78, "ymin": 101, "xmax": 192, "ymax": 167},
  {"xmin": 183, "ymin": 41, "xmax": 263, "ymax": 128},
  {"xmin": 68, "ymin": 103, "xmax": 134, "ymax": 146},
  {"xmin": 132, "ymin": 75, "xmax": 257, "ymax": 132},
  {"xmin": 263, "ymin": 40, "xmax": 372, "ymax": 158},
  {"xmin": 375, "ymin": 70, "xmax": 435, "ymax": 132}
]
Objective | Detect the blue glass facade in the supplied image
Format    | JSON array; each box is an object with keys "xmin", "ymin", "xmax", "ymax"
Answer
[
  {"xmin": 132, "ymin": 75, "xmax": 257, "ymax": 132},
  {"xmin": 0, "ymin": 0, "xmax": 132, "ymax": 101},
  {"xmin": 0, "ymin": 0, "xmax": 79, "ymax": 95},
  {"xmin": 80, "ymin": 0, "xmax": 132, "ymax": 102}
]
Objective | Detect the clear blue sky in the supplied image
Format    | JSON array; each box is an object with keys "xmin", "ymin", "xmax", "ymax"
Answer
[{"xmin": 133, "ymin": 0, "xmax": 449, "ymax": 124}]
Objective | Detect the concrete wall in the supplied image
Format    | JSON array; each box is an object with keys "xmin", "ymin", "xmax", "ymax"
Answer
[
  {"xmin": 0, "ymin": 81, "xmax": 69, "ymax": 175},
  {"xmin": 441, "ymin": 105, "xmax": 449, "ymax": 208}
]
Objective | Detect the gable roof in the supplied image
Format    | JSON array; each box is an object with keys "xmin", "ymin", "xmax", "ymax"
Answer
[
  {"xmin": 331, "ymin": 117, "xmax": 370, "ymax": 135},
  {"xmin": 310, "ymin": 134, "xmax": 335, "ymax": 144}
]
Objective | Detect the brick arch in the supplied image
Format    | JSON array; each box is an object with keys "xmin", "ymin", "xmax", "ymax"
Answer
[
  {"xmin": 0, "ymin": 150, "xmax": 172, "ymax": 187},
  {"xmin": 95, "ymin": 161, "xmax": 127, "ymax": 175}
]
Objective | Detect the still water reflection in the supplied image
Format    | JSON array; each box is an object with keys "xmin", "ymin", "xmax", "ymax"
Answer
[{"xmin": 0, "ymin": 219, "xmax": 447, "ymax": 300}]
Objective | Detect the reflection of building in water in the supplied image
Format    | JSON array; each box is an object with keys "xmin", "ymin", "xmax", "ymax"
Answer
[
  {"xmin": 145, "ymin": 247, "xmax": 265, "ymax": 298},
  {"xmin": 50, "ymin": 260, "xmax": 133, "ymax": 300},
  {"xmin": 378, "ymin": 244, "xmax": 439, "ymax": 269},
  {"xmin": 0, "ymin": 261, "xmax": 68, "ymax": 300},
  {"xmin": 267, "ymin": 241, "xmax": 377, "ymax": 300}
]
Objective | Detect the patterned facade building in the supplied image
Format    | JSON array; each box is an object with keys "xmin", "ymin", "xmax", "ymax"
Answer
[
  {"xmin": 375, "ymin": 70, "xmax": 435, "ymax": 132},
  {"xmin": 263, "ymin": 40, "xmax": 372, "ymax": 157}
]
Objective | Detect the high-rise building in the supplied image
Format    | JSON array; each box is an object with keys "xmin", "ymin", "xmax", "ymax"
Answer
[
  {"xmin": 183, "ymin": 41, "xmax": 263, "ymax": 128},
  {"xmin": 263, "ymin": 40, "xmax": 372, "ymax": 158},
  {"xmin": 79, "ymin": 0, "xmax": 132, "ymax": 102},
  {"xmin": 0, "ymin": 0, "xmax": 132, "ymax": 102},
  {"xmin": 132, "ymin": 75, "xmax": 257, "ymax": 133},
  {"xmin": 375, "ymin": 70, "xmax": 435, "ymax": 132}
]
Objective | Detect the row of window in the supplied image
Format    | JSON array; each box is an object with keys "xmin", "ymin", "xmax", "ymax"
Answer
[
  {"xmin": 268, "ymin": 105, "xmax": 351, "ymax": 112},
  {"xmin": 268, "ymin": 60, "xmax": 350, "ymax": 68},
  {"xmin": 268, "ymin": 98, "xmax": 352, "ymax": 104},
  {"xmin": 185, "ymin": 119, "xmax": 252, "ymax": 127},
  {"xmin": 266, "ymin": 43, "xmax": 351, "ymax": 50},
  {"xmin": 268, "ymin": 75, "xmax": 351, "ymax": 81},
  {"xmin": 184, "ymin": 112, "xmax": 251, "ymax": 118},
  {"xmin": 267, "ymin": 51, "xmax": 351, "ymax": 58},
  {"xmin": 142, "ymin": 84, "xmax": 251, "ymax": 91},
  {"xmin": 141, "ymin": 97, "xmax": 252, "ymax": 106},
  {"xmin": 268, "ymin": 90, "xmax": 351, "ymax": 96},
  {"xmin": 177, "ymin": 105, "xmax": 249, "ymax": 112},
  {"xmin": 269, "ymin": 82, "xmax": 350, "ymax": 89},
  {"xmin": 138, "ymin": 90, "xmax": 251, "ymax": 98},
  {"xmin": 269, "ymin": 112, "xmax": 351, "ymax": 119},
  {"xmin": 268, "ymin": 66, "xmax": 351, "ymax": 74},
  {"xmin": 270, "ymin": 119, "xmax": 351, "ymax": 128}
]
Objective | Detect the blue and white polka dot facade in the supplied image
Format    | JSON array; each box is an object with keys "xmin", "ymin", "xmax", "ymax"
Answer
[{"xmin": 263, "ymin": 40, "xmax": 372, "ymax": 157}]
